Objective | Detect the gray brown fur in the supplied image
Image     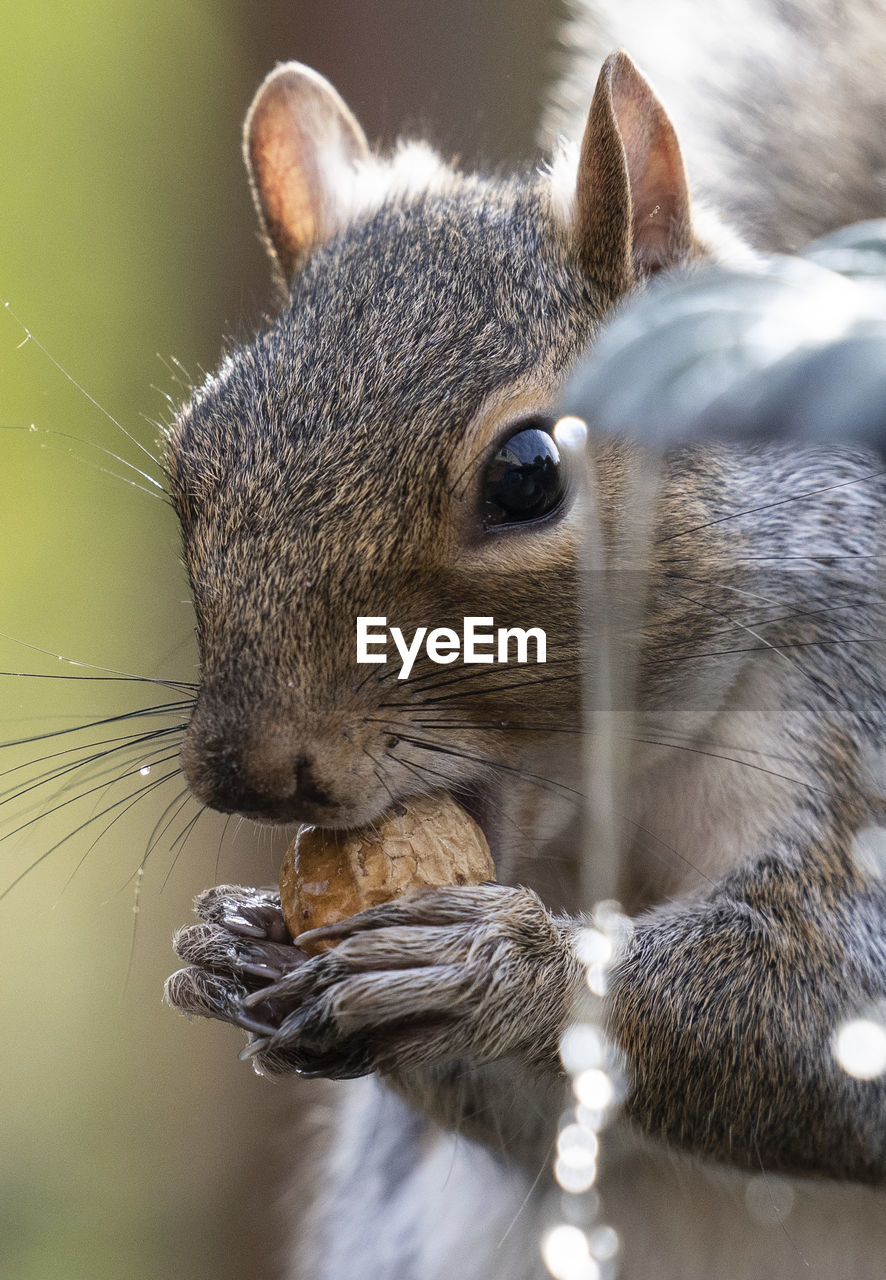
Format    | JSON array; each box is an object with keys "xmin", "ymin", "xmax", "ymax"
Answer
[{"xmin": 163, "ymin": 12, "xmax": 886, "ymax": 1279}]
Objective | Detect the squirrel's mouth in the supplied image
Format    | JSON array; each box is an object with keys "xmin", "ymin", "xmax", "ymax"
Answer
[{"xmin": 276, "ymin": 783, "xmax": 504, "ymax": 874}]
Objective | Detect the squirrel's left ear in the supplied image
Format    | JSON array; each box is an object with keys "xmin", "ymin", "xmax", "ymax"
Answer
[
  {"xmin": 561, "ymin": 51, "xmax": 695, "ymax": 294},
  {"xmin": 244, "ymin": 63, "xmax": 370, "ymax": 283}
]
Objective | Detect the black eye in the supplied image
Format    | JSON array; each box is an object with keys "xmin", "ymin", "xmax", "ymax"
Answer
[{"xmin": 481, "ymin": 421, "xmax": 565, "ymax": 529}]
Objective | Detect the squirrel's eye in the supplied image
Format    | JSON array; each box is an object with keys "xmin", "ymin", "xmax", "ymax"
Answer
[{"xmin": 481, "ymin": 422, "xmax": 565, "ymax": 529}]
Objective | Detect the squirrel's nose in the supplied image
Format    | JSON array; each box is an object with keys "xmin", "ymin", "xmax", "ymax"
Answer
[{"xmin": 180, "ymin": 715, "xmax": 334, "ymax": 824}]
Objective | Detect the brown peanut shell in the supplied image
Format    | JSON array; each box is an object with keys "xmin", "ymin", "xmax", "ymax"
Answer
[{"xmin": 279, "ymin": 793, "xmax": 494, "ymax": 952}]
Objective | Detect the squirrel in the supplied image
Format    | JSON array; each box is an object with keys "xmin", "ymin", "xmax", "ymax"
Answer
[{"xmin": 163, "ymin": 3, "xmax": 886, "ymax": 1277}]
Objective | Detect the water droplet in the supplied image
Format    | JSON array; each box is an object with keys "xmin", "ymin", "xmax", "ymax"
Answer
[
  {"xmin": 575, "ymin": 928, "xmax": 613, "ymax": 968},
  {"xmin": 557, "ymin": 1123, "xmax": 599, "ymax": 1163},
  {"xmin": 584, "ymin": 965, "xmax": 609, "ymax": 997},
  {"xmin": 834, "ymin": 1017, "xmax": 886, "ymax": 1078},
  {"xmin": 575, "ymin": 1105, "xmax": 607, "ymax": 1132},
  {"xmin": 587, "ymin": 1226, "xmax": 619, "ymax": 1262},
  {"xmin": 745, "ymin": 1173, "xmax": 795, "ymax": 1224},
  {"xmin": 555, "ymin": 1125, "xmax": 599, "ymax": 1189},
  {"xmin": 553, "ymin": 416, "xmax": 589, "ymax": 453},
  {"xmin": 541, "ymin": 1224, "xmax": 599, "ymax": 1280},
  {"xmin": 554, "ymin": 1156, "xmax": 597, "ymax": 1193},
  {"xmin": 560, "ymin": 1023, "xmax": 605, "ymax": 1073},
  {"xmin": 573, "ymin": 1068, "xmax": 614, "ymax": 1111},
  {"xmin": 140, "ymin": 765, "xmax": 151, "ymax": 777}
]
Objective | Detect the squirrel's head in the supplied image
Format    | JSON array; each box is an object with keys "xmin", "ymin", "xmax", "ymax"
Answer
[{"xmin": 167, "ymin": 54, "xmax": 708, "ymax": 862}]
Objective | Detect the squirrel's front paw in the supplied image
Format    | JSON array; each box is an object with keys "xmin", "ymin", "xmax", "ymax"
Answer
[
  {"xmin": 164, "ymin": 884, "xmax": 309, "ymax": 1041},
  {"xmin": 219, "ymin": 883, "xmax": 581, "ymax": 1080}
]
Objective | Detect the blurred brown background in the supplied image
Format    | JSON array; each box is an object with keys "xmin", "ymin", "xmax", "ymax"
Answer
[{"xmin": 0, "ymin": 3, "xmax": 563, "ymax": 1277}]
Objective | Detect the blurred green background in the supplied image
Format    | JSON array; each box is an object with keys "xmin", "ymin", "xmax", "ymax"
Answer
[{"xmin": 0, "ymin": 3, "xmax": 556, "ymax": 1277}]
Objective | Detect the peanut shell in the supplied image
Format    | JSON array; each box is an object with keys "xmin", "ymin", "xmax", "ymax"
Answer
[{"xmin": 279, "ymin": 793, "xmax": 494, "ymax": 952}]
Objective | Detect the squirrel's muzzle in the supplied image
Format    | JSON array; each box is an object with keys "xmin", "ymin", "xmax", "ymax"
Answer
[{"xmin": 180, "ymin": 702, "xmax": 370, "ymax": 826}]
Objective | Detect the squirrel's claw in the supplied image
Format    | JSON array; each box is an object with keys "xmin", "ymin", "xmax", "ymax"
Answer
[
  {"xmin": 239, "ymin": 961, "xmax": 286, "ymax": 981},
  {"xmin": 220, "ymin": 914, "xmax": 268, "ymax": 939},
  {"xmin": 192, "ymin": 884, "xmax": 292, "ymax": 943},
  {"xmin": 238, "ymin": 1037, "xmax": 271, "ymax": 1062}
]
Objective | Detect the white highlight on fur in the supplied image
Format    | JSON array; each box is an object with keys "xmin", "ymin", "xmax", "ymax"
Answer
[
  {"xmin": 544, "ymin": 139, "xmax": 580, "ymax": 226},
  {"xmin": 330, "ymin": 141, "xmax": 454, "ymax": 227},
  {"xmin": 688, "ymin": 202, "xmax": 760, "ymax": 268},
  {"xmin": 834, "ymin": 1018, "xmax": 886, "ymax": 1080}
]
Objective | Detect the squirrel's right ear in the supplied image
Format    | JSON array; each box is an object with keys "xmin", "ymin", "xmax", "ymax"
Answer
[
  {"xmin": 244, "ymin": 63, "xmax": 371, "ymax": 283},
  {"xmin": 561, "ymin": 51, "xmax": 694, "ymax": 295}
]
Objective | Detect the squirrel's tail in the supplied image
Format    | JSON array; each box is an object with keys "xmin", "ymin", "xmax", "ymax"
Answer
[{"xmin": 541, "ymin": 0, "xmax": 886, "ymax": 252}]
